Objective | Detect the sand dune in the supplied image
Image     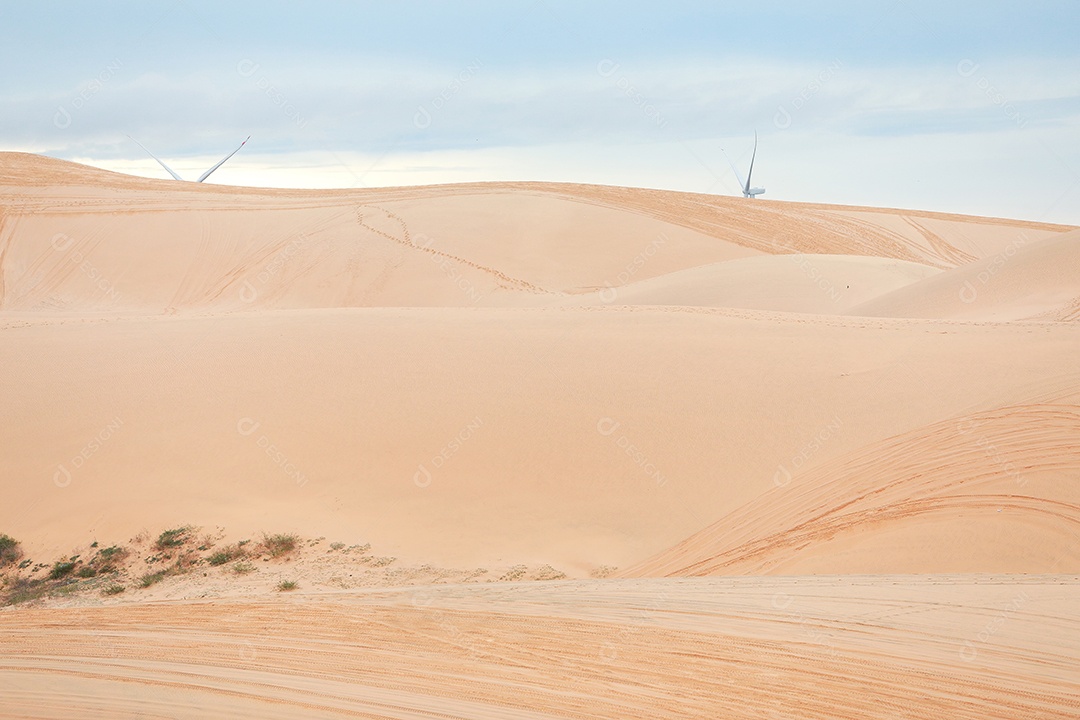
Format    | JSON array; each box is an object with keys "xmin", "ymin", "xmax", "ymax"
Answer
[
  {"xmin": 849, "ymin": 228, "xmax": 1080, "ymax": 321},
  {"xmin": 626, "ymin": 398, "xmax": 1080, "ymax": 576},
  {"xmin": 2, "ymin": 153, "xmax": 1072, "ymax": 315},
  {"xmin": 5, "ymin": 307, "xmax": 1080, "ymax": 573},
  {"xmin": 589, "ymin": 253, "xmax": 941, "ymax": 312},
  {"xmin": 2, "ymin": 152, "xmax": 1079, "ymax": 718}
]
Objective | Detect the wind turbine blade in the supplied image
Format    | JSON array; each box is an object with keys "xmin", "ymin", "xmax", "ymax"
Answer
[
  {"xmin": 745, "ymin": 131, "xmax": 758, "ymax": 195},
  {"xmin": 127, "ymin": 134, "xmax": 184, "ymax": 181},
  {"xmin": 721, "ymin": 147, "xmax": 748, "ymax": 194},
  {"xmin": 197, "ymin": 136, "xmax": 250, "ymax": 182}
]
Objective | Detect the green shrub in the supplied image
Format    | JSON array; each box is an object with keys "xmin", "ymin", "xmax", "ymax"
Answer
[
  {"xmin": 0, "ymin": 535, "xmax": 22, "ymax": 567},
  {"xmin": 91, "ymin": 545, "xmax": 129, "ymax": 573},
  {"xmin": 232, "ymin": 562, "xmax": 256, "ymax": 575},
  {"xmin": 76, "ymin": 566, "xmax": 96, "ymax": 578},
  {"xmin": 261, "ymin": 533, "xmax": 299, "ymax": 558},
  {"xmin": 98, "ymin": 545, "xmax": 125, "ymax": 559},
  {"xmin": 154, "ymin": 527, "xmax": 191, "ymax": 551},
  {"xmin": 49, "ymin": 562, "xmax": 77, "ymax": 580},
  {"xmin": 208, "ymin": 544, "xmax": 245, "ymax": 566},
  {"xmin": 102, "ymin": 584, "xmax": 125, "ymax": 596},
  {"xmin": 277, "ymin": 580, "xmax": 298, "ymax": 591},
  {"xmin": 138, "ymin": 571, "xmax": 166, "ymax": 588},
  {"xmin": 170, "ymin": 549, "xmax": 200, "ymax": 573}
]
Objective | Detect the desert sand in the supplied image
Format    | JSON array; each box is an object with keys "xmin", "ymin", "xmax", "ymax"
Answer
[{"xmin": 1, "ymin": 152, "xmax": 1078, "ymax": 718}]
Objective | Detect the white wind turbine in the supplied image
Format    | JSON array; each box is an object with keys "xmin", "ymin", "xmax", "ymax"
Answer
[
  {"xmin": 722, "ymin": 132, "xmax": 765, "ymax": 198},
  {"xmin": 127, "ymin": 135, "xmax": 250, "ymax": 182}
]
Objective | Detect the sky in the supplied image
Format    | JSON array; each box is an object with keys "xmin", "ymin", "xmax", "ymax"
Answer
[{"xmin": 2, "ymin": 1, "xmax": 1079, "ymax": 223}]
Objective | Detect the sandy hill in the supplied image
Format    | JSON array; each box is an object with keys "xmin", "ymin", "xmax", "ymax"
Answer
[
  {"xmin": 3, "ymin": 152, "xmax": 1080, "ymax": 719},
  {"xmin": 2, "ymin": 151, "xmax": 1079, "ymax": 576},
  {"xmin": 848, "ymin": 228, "xmax": 1080, "ymax": 321}
]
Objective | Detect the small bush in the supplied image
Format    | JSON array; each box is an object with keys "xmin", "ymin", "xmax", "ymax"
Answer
[
  {"xmin": 277, "ymin": 580, "xmax": 298, "ymax": 591},
  {"xmin": 329, "ymin": 542, "xmax": 345, "ymax": 551},
  {"xmin": 139, "ymin": 571, "xmax": 166, "ymax": 588},
  {"xmin": 3, "ymin": 578, "xmax": 47, "ymax": 606},
  {"xmin": 154, "ymin": 527, "xmax": 191, "ymax": 551},
  {"xmin": 0, "ymin": 535, "xmax": 22, "ymax": 567},
  {"xmin": 49, "ymin": 562, "xmax": 77, "ymax": 580},
  {"xmin": 170, "ymin": 549, "xmax": 200, "ymax": 573},
  {"xmin": 208, "ymin": 544, "xmax": 245, "ymax": 566},
  {"xmin": 76, "ymin": 566, "xmax": 96, "ymax": 578},
  {"xmin": 92, "ymin": 546, "xmax": 129, "ymax": 574},
  {"xmin": 102, "ymin": 584, "xmax": 125, "ymax": 596},
  {"xmin": 261, "ymin": 533, "xmax": 299, "ymax": 558},
  {"xmin": 98, "ymin": 545, "xmax": 125, "ymax": 560},
  {"xmin": 232, "ymin": 562, "xmax": 256, "ymax": 575}
]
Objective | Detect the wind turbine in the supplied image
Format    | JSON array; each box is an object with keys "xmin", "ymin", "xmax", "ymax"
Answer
[
  {"xmin": 127, "ymin": 135, "xmax": 250, "ymax": 182},
  {"xmin": 722, "ymin": 132, "xmax": 765, "ymax": 198}
]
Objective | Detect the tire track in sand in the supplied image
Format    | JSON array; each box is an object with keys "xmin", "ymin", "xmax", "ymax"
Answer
[{"xmin": 1, "ymin": 578, "xmax": 1078, "ymax": 719}]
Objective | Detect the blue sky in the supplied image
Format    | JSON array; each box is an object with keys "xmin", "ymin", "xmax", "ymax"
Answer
[{"xmin": 3, "ymin": 1, "xmax": 1079, "ymax": 222}]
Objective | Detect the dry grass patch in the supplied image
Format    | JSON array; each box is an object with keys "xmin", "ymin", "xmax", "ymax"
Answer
[
  {"xmin": 260, "ymin": 533, "xmax": 299, "ymax": 558},
  {"xmin": 0, "ymin": 535, "xmax": 22, "ymax": 567}
]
